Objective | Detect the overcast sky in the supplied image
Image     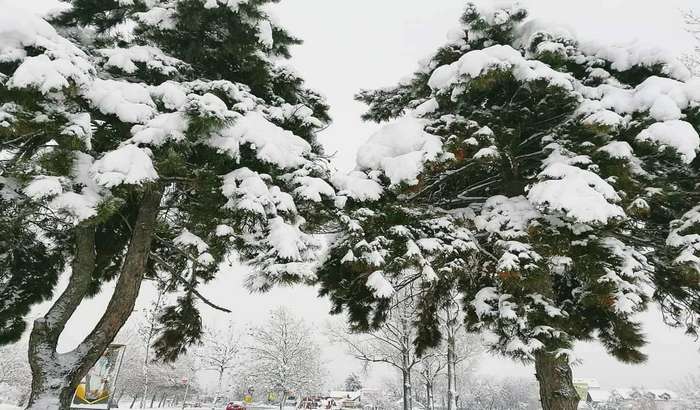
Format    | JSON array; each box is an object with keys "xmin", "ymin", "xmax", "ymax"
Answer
[{"xmin": 16, "ymin": 0, "xmax": 700, "ymax": 393}]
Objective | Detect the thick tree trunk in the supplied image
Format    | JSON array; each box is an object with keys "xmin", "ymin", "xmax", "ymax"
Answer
[
  {"xmin": 26, "ymin": 224, "xmax": 96, "ymax": 409},
  {"xmin": 26, "ymin": 186, "xmax": 163, "ymax": 410},
  {"xmin": 534, "ymin": 351, "xmax": 579, "ymax": 410}
]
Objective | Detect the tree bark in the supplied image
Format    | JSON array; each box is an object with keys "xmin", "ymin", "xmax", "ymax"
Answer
[
  {"xmin": 425, "ymin": 381, "xmax": 434, "ymax": 410},
  {"xmin": 534, "ymin": 351, "xmax": 579, "ymax": 410},
  {"xmin": 401, "ymin": 370, "xmax": 411, "ymax": 410},
  {"xmin": 446, "ymin": 322, "xmax": 456, "ymax": 410},
  {"xmin": 26, "ymin": 186, "xmax": 163, "ymax": 410},
  {"xmin": 400, "ymin": 315, "xmax": 413, "ymax": 410}
]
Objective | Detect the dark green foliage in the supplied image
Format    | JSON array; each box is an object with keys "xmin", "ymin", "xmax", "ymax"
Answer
[
  {"xmin": 317, "ymin": 1, "xmax": 700, "ymax": 369},
  {"xmin": 151, "ymin": 295, "xmax": 203, "ymax": 362},
  {"xmin": 0, "ymin": 199, "xmax": 63, "ymax": 344}
]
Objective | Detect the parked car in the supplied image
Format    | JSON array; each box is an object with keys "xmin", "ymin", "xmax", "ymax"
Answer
[{"xmin": 225, "ymin": 401, "xmax": 246, "ymax": 410}]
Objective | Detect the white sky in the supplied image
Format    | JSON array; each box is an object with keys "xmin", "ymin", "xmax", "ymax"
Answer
[{"xmin": 15, "ymin": 0, "xmax": 700, "ymax": 394}]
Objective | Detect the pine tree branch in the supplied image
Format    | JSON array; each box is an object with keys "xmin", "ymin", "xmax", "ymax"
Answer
[{"xmin": 148, "ymin": 252, "xmax": 232, "ymax": 313}]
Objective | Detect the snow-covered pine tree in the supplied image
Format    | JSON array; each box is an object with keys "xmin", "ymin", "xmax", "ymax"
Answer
[
  {"xmin": 318, "ymin": 3, "xmax": 700, "ymax": 410},
  {"xmin": 0, "ymin": 1, "xmax": 335, "ymax": 408}
]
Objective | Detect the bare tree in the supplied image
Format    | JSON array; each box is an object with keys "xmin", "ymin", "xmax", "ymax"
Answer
[
  {"xmin": 442, "ymin": 291, "xmax": 460, "ymax": 410},
  {"xmin": 113, "ymin": 323, "xmax": 201, "ymax": 408},
  {"xmin": 136, "ymin": 284, "xmax": 169, "ymax": 408},
  {"xmin": 684, "ymin": 9, "xmax": 700, "ymax": 75},
  {"xmin": 330, "ymin": 296, "xmax": 420, "ymax": 410},
  {"xmin": 246, "ymin": 307, "xmax": 324, "ymax": 410},
  {"xmin": 195, "ymin": 320, "xmax": 241, "ymax": 404},
  {"xmin": 459, "ymin": 376, "xmax": 540, "ymax": 410},
  {"xmin": 439, "ymin": 289, "xmax": 486, "ymax": 410},
  {"xmin": 674, "ymin": 368, "xmax": 700, "ymax": 408},
  {"xmin": 416, "ymin": 350, "xmax": 446, "ymax": 410}
]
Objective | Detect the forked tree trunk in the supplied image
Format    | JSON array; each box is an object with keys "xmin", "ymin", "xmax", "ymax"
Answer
[
  {"xmin": 534, "ymin": 351, "xmax": 579, "ymax": 410},
  {"xmin": 25, "ymin": 186, "xmax": 163, "ymax": 410}
]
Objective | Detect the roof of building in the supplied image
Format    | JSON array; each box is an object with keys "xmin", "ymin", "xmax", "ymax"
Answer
[
  {"xmin": 328, "ymin": 391, "xmax": 361, "ymax": 401},
  {"xmin": 587, "ymin": 388, "xmax": 679, "ymax": 403}
]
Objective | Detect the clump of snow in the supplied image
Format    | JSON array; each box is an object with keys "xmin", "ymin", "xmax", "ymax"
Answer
[
  {"xmin": 475, "ymin": 195, "xmax": 540, "ymax": 239},
  {"xmin": 203, "ymin": 0, "xmax": 246, "ymax": 11},
  {"xmin": 635, "ymin": 120, "xmax": 700, "ymax": 164},
  {"xmin": 331, "ymin": 171, "xmax": 384, "ymax": 202},
  {"xmin": 427, "ymin": 45, "xmax": 573, "ymax": 91},
  {"xmin": 99, "ymin": 45, "xmax": 184, "ymax": 75},
  {"xmin": 667, "ymin": 206, "xmax": 700, "ymax": 270},
  {"xmin": 356, "ymin": 116, "xmax": 442, "ymax": 185},
  {"xmin": 84, "ymin": 79, "xmax": 156, "ymax": 123},
  {"xmin": 528, "ymin": 162, "xmax": 624, "ymax": 224},
  {"xmin": 221, "ymin": 167, "xmax": 296, "ymax": 217},
  {"xmin": 150, "ymin": 81, "xmax": 189, "ymax": 110},
  {"xmin": 293, "ymin": 176, "xmax": 335, "ymax": 202},
  {"xmin": 91, "ymin": 144, "xmax": 159, "ymax": 187},
  {"xmin": 61, "ymin": 113, "xmax": 93, "ymax": 149},
  {"xmin": 413, "ymin": 98, "xmax": 439, "ymax": 117},
  {"xmin": 174, "ymin": 228, "xmax": 209, "ymax": 253},
  {"xmin": 268, "ymin": 217, "xmax": 311, "ymax": 261},
  {"xmin": 0, "ymin": 3, "xmax": 93, "ymax": 91},
  {"xmin": 582, "ymin": 110, "xmax": 625, "ymax": 128},
  {"xmin": 23, "ymin": 175, "xmax": 64, "ymax": 199},
  {"xmin": 578, "ymin": 40, "xmax": 692, "ymax": 81},
  {"xmin": 366, "ymin": 271, "xmax": 395, "ymax": 299},
  {"xmin": 8, "ymin": 54, "xmax": 86, "ymax": 94},
  {"xmin": 257, "ymin": 20, "xmax": 274, "ymax": 48},
  {"xmin": 211, "ymin": 112, "xmax": 312, "ymax": 169},
  {"xmin": 134, "ymin": 7, "xmax": 176, "ymax": 30},
  {"xmin": 184, "ymin": 92, "xmax": 230, "ymax": 119},
  {"xmin": 129, "ymin": 112, "xmax": 189, "ymax": 146},
  {"xmin": 471, "ymin": 287, "xmax": 499, "ymax": 318}
]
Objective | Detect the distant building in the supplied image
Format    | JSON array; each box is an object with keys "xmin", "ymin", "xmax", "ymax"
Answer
[
  {"xmin": 328, "ymin": 390, "xmax": 362, "ymax": 409},
  {"xmin": 584, "ymin": 387, "xmax": 681, "ymax": 409}
]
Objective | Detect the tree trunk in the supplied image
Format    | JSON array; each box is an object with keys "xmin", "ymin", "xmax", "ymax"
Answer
[
  {"xmin": 26, "ymin": 186, "xmax": 163, "ymax": 410},
  {"xmin": 446, "ymin": 335, "xmax": 455, "ymax": 410},
  {"xmin": 130, "ymin": 395, "xmax": 139, "ymax": 409},
  {"xmin": 425, "ymin": 381, "xmax": 434, "ymax": 410},
  {"xmin": 401, "ymin": 370, "xmax": 411, "ymax": 410},
  {"xmin": 406, "ymin": 369, "xmax": 413, "ymax": 410},
  {"xmin": 150, "ymin": 393, "xmax": 157, "ymax": 408},
  {"xmin": 279, "ymin": 391, "xmax": 287, "ymax": 410},
  {"xmin": 534, "ymin": 351, "xmax": 579, "ymax": 410},
  {"xmin": 215, "ymin": 368, "xmax": 224, "ymax": 404}
]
